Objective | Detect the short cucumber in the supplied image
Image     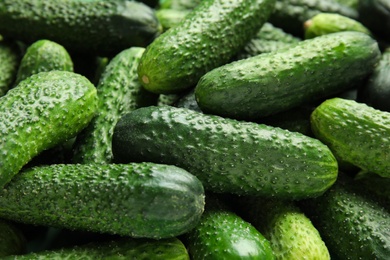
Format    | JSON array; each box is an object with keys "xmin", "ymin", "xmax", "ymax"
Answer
[
  {"xmin": 311, "ymin": 97, "xmax": 390, "ymax": 178},
  {"xmin": 0, "ymin": 219, "xmax": 26, "ymax": 257},
  {"xmin": 72, "ymin": 47, "xmax": 158, "ymax": 164},
  {"xmin": 3, "ymin": 237, "xmax": 189, "ymax": 260},
  {"xmin": 195, "ymin": 31, "xmax": 381, "ymax": 120},
  {"xmin": 14, "ymin": 39, "xmax": 74, "ymax": 86},
  {"xmin": 0, "ymin": 39, "xmax": 21, "ymax": 97},
  {"xmin": 0, "ymin": 70, "xmax": 97, "ymax": 188},
  {"xmin": 0, "ymin": 0, "xmax": 162, "ymax": 56},
  {"xmin": 138, "ymin": 0, "xmax": 276, "ymax": 94},
  {"xmin": 0, "ymin": 163, "xmax": 205, "ymax": 239},
  {"xmin": 112, "ymin": 106, "xmax": 338, "ymax": 199}
]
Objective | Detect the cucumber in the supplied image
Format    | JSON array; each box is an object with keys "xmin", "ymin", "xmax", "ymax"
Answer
[
  {"xmin": 357, "ymin": 48, "xmax": 390, "ymax": 112},
  {"xmin": 186, "ymin": 195, "xmax": 274, "ymax": 260},
  {"xmin": 0, "ymin": 219, "xmax": 26, "ymax": 257},
  {"xmin": 137, "ymin": 0, "xmax": 276, "ymax": 94},
  {"xmin": 268, "ymin": 0, "xmax": 359, "ymax": 37},
  {"xmin": 157, "ymin": 93, "xmax": 182, "ymax": 106},
  {"xmin": 0, "ymin": 39, "xmax": 21, "ymax": 97},
  {"xmin": 14, "ymin": 39, "xmax": 74, "ymax": 86},
  {"xmin": 300, "ymin": 174, "xmax": 390, "ymax": 259},
  {"xmin": 303, "ymin": 13, "xmax": 371, "ymax": 39},
  {"xmin": 3, "ymin": 237, "xmax": 190, "ymax": 260},
  {"xmin": 159, "ymin": 0, "xmax": 202, "ymax": 10},
  {"xmin": 311, "ymin": 97, "xmax": 390, "ymax": 178},
  {"xmin": 333, "ymin": 0, "xmax": 358, "ymax": 9},
  {"xmin": 155, "ymin": 9, "xmax": 191, "ymax": 31},
  {"xmin": 72, "ymin": 47, "xmax": 158, "ymax": 164},
  {"xmin": 174, "ymin": 89, "xmax": 203, "ymax": 112},
  {"xmin": 0, "ymin": 70, "xmax": 97, "ymax": 188},
  {"xmin": 112, "ymin": 106, "xmax": 338, "ymax": 199},
  {"xmin": 0, "ymin": 0, "xmax": 162, "ymax": 56},
  {"xmin": 0, "ymin": 163, "xmax": 205, "ymax": 239},
  {"xmin": 358, "ymin": 0, "xmax": 390, "ymax": 42},
  {"xmin": 195, "ymin": 31, "xmax": 381, "ymax": 120},
  {"xmin": 237, "ymin": 197, "xmax": 330, "ymax": 260}
]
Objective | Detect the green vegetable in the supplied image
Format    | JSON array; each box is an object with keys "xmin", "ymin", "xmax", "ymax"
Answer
[
  {"xmin": 156, "ymin": 9, "xmax": 191, "ymax": 31},
  {"xmin": 112, "ymin": 106, "xmax": 338, "ymax": 199},
  {"xmin": 159, "ymin": 0, "xmax": 202, "ymax": 10},
  {"xmin": 138, "ymin": 0, "xmax": 276, "ymax": 94},
  {"xmin": 0, "ymin": 70, "xmax": 97, "ymax": 188},
  {"xmin": 0, "ymin": 39, "xmax": 20, "ymax": 97},
  {"xmin": 195, "ymin": 31, "xmax": 380, "ymax": 120},
  {"xmin": 359, "ymin": 0, "xmax": 390, "ymax": 42}
]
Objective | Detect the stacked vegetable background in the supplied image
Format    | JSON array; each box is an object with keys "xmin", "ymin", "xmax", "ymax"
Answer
[{"xmin": 0, "ymin": 0, "xmax": 389, "ymax": 259}]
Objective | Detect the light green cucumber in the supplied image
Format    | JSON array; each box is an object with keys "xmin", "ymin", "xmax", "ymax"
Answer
[
  {"xmin": 112, "ymin": 106, "xmax": 338, "ymax": 199},
  {"xmin": 138, "ymin": 0, "xmax": 276, "ymax": 94},
  {"xmin": 195, "ymin": 31, "xmax": 381, "ymax": 120},
  {"xmin": 156, "ymin": 9, "xmax": 191, "ymax": 31},
  {"xmin": 72, "ymin": 47, "xmax": 158, "ymax": 164},
  {"xmin": 0, "ymin": 163, "xmax": 205, "ymax": 239},
  {"xmin": 14, "ymin": 39, "xmax": 73, "ymax": 86},
  {"xmin": 0, "ymin": 39, "xmax": 21, "ymax": 97},
  {"xmin": 0, "ymin": 70, "xmax": 97, "ymax": 188}
]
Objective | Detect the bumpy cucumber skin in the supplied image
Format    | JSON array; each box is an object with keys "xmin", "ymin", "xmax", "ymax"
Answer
[
  {"xmin": 72, "ymin": 47, "xmax": 158, "ymax": 164},
  {"xmin": 304, "ymin": 13, "xmax": 371, "ymax": 39},
  {"xmin": 0, "ymin": 39, "xmax": 20, "ymax": 97},
  {"xmin": 0, "ymin": 163, "xmax": 205, "ymax": 239},
  {"xmin": 311, "ymin": 97, "xmax": 390, "ymax": 178},
  {"xmin": 0, "ymin": 219, "xmax": 26, "ymax": 257},
  {"xmin": 195, "ymin": 31, "xmax": 381, "ymax": 120},
  {"xmin": 112, "ymin": 106, "xmax": 338, "ymax": 199},
  {"xmin": 300, "ymin": 175, "xmax": 390, "ymax": 260},
  {"xmin": 0, "ymin": 0, "xmax": 161, "ymax": 56},
  {"xmin": 137, "ymin": 0, "xmax": 276, "ymax": 94},
  {"xmin": 238, "ymin": 197, "xmax": 330, "ymax": 260},
  {"xmin": 4, "ymin": 237, "xmax": 189, "ymax": 260},
  {"xmin": 14, "ymin": 39, "xmax": 73, "ymax": 86},
  {"xmin": 0, "ymin": 71, "xmax": 97, "ymax": 188},
  {"xmin": 269, "ymin": 0, "xmax": 358, "ymax": 37}
]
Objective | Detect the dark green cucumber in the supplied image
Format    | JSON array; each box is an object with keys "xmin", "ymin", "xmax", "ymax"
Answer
[
  {"xmin": 186, "ymin": 195, "xmax": 274, "ymax": 260},
  {"xmin": 137, "ymin": 0, "xmax": 276, "ymax": 94},
  {"xmin": 311, "ymin": 97, "xmax": 390, "ymax": 178},
  {"xmin": 0, "ymin": 39, "xmax": 21, "ymax": 97},
  {"xmin": 268, "ymin": 0, "xmax": 359, "ymax": 37},
  {"xmin": 304, "ymin": 13, "xmax": 371, "ymax": 39},
  {"xmin": 72, "ymin": 47, "xmax": 158, "ymax": 164},
  {"xmin": 0, "ymin": 219, "xmax": 26, "ymax": 257},
  {"xmin": 0, "ymin": 0, "xmax": 162, "ymax": 56},
  {"xmin": 14, "ymin": 39, "xmax": 73, "ymax": 86},
  {"xmin": 3, "ymin": 237, "xmax": 189, "ymax": 260},
  {"xmin": 195, "ymin": 31, "xmax": 381, "ymax": 120},
  {"xmin": 0, "ymin": 71, "xmax": 97, "ymax": 188},
  {"xmin": 300, "ymin": 174, "xmax": 390, "ymax": 259},
  {"xmin": 112, "ymin": 106, "xmax": 338, "ymax": 199},
  {"xmin": 235, "ymin": 22, "xmax": 301, "ymax": 60},
  {"xmin": 0, "ymin": 163, "xmax": 205, "ymax": 239},
  {"xmin": 358, "ymin": 48, "xmax": 390, "ymax": 112},
  {"xmin": 237, "ymin": 197, "xmax": 330, "ymax": 260},
  {"xmin": 157, "ymin": 93, "xmax": 182, "ymax": 106},
  {"xmin": 358, "ymin": 0, "xmax": 390, "ymax": 42}
]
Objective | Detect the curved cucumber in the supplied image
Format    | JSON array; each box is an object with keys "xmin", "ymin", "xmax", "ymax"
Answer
[
  {"xmin": 0, "ymin": 71, "xmax": 97, "ymax": 188},
  {"xmin": 195, "ymin": 31, "xmax": 381, "ymax": 120},
  {"xmin": 138, "ymin": 0, "xmax": 276, "ymax": 94},
  {"xmin": 112, "ymin": 106, "xmax": 338, "ymax": 199},
  {"xmin": 0, "ymin": 163, "xmax": 205, "ymax": 239},
  {"xmin": 0, "ymin": 0, "xmax": 162, "ymax": 56},
  {"xmin": 311, "ymin": 97, "xmax": 390, "ymax": 178},
  {"xmin": 0, "ymin": 39, "xmax": 20, "ymax": 97},
  {"xmin": 72, "ymin": 47, "xmax": 158, "ymax": 164},
  {"xmin": 14, "ymin": 39, "xmax": 73, "ymax": 86}
]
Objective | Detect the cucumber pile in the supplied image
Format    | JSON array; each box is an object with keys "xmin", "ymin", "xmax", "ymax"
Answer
[{"xmin": 0, "ymin": 0, "xmax": 389, "ymax": 259}]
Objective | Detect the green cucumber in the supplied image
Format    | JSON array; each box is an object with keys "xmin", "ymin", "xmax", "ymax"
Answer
[
  {"xmin": 268, "ymin": 0, "xmax": 359, "ymax": 37},
  {"xmin": 0, "ymin": 163, "xmax": 205, "ymax": 239},
  {"xmin": 72, "ymin": 47, "xmax": 158, "ymax": 164},
  {"xmin": 174, "ymin": 89, "xmax": 203, "ymax": 112},
  {"xmin": 14, "ymin": 39, "xmax": 73, "ymax": 86},
  {"xmin": 0, "ymin": 70, "xmax": 97, "ymax": 188},
  {"xmin": 0, "ymin": 0, "xmax": 162, "ymax": 56},
  {"xmin": 237, "ymin": 197, "xmax": 330, "ymax": 260},
  {"xmin": 195, "ymin": 31, "xmax": 381, "ymax": 120},
  {"xmin": 0, "ymin": 219, "xmax": 26, "ymax": 257},
  {"xmin": 0, "ymin": 39, "xmax": 21, "ymax": 97},
  {"xmin": 112, "ymin": 106, "xmax": 338, "ymax": 199},
  {"xmin": 159, "ymin": 0, "xmax": 202, "ymax": 10},
  {"xmin": 358, "ymin": 0, "xmax": 390, "ymax": 42},
  {"xmin": 300, "ymin": 174, "xmax": 390, "ymax": 259},
  {"xmin": 304, "ymin": 13, "xmax": 371, "ymax": 39},
  {"xmin": 155, "ymin": 9, "xmax": 191, "ymax": 31},
  {"xmin": 137, "ymin": 0, "xmax": 276, "ymax": 94},
  {"xmin": 157, "ymin": 93, "xmax": 182, "ymax": 106},
  {"xmin": 311, "ymin": 97, "xmax": 390, "ymax": 178},
  {"xmin": 333, "ymin": 0, "xmax": 358, "ymax": 9},
  {"xmin": 3, "ymin": 237, "xmax": 189, "ymax": 260},
  {"xmin": 186, "ymin": 195, "xmax": 274, "ymax": 259}
]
